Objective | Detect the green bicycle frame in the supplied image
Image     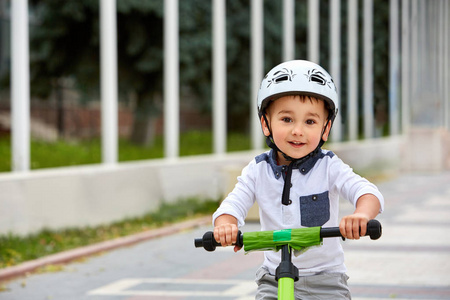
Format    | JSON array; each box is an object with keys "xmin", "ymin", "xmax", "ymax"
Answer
[
  {"xmin": 278, "ymin": 277, "xmax": 295, "ymax": 300},
  {"xmin": 275, "ymin": 244, "xmax": 298, "ymax": 300}
]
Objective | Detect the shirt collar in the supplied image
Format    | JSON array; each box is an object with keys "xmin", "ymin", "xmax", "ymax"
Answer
[{"xmin": 267, "ymin": 149, "xmax": 326, "ymax": 179}]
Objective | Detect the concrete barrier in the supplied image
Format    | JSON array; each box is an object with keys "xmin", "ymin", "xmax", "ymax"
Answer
[
  {"xmin": 0, "ymin": 135, "xmax": 407, "ymax": 236},
  {"xmin": 0, "ymin": 152, "xmax": 259, "ymax": 236},
  {"xmin": 401, "ymin": 127, "xmax": 450, "ymax": 172}
]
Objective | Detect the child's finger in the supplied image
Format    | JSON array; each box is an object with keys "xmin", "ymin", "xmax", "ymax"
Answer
[
  {"xmin": 224, "ymin": 226, "xmax": 233, "ymax": 245},
  {"xmin": 352, "ymin": 219, "xmax": 360, "ymax": 239},
  {"xmin": 213, "ymin": 226, "xmax": 221, "ymax": 243},
  {"xmin": 339, "ymin": 219, "xmax": 347, "ymax": 238},
  {"xmin": 231, "ymin": 224, "xmax": 238, "ymax": 244},
  {"xmin": 345, "ymin": 219, "xmax": 354, "ymax": 239},
  {"xmin": 359, "ymin": 220, "xmax": 367, "ymax": 237},
  {"xmin": 214, "ymin": 226, "xmax": 228, "ymax": 245}
]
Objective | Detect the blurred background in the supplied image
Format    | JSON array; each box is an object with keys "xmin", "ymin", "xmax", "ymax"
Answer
[{"xmin": 0, "ymin": 0, "xmax": 449, "ymax": 236}]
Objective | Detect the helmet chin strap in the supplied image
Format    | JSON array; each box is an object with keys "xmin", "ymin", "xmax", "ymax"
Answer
[{"xmin": 262, "ymin": 112, "xmax": 332, "ymax": 206}]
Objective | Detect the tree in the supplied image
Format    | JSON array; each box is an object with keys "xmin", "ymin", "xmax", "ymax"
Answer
[
  {"xmin": 2, "ymin": 0, "xmax": 389, "ymax": 145},
  {"xmin": 27, "ymin": 0, "xmax": 216, "ymax": 146},
  {"xmin": 28, "ymin": 1, "xmax": 165, "ymax": 145}
]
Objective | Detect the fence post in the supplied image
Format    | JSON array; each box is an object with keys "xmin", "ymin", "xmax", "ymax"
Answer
[
  {"xmin": 438, "ymin": 0, "xmax": 448, "ymax": 129},
  {"xmin": 100, "ymin": 0, "xmax": 118, "ymax": 165},
  {"xmin": 11, "ymin": 0, "xmax": 30, "ymax": 172},
  {"xmin": 389, "ymin": 0, "xmax": 400, "ymax": 135},
  {"xmin": 213, "ymin": 0, "xmax": 227, "ymax": 155},
  {"xmin": 251, "ymin": 0, "xmax": 264, "ymax": 150},
  {"xmin": 164, "ymin": 0, "xmax": 180, "ymax": 159},
  {"xmin": 347, "ymin": 0, "xmax": 358, "ymax": 141},
  {"xmin": 330, "ymin": 0, "xmax": 342, "ymax": 142},
  {"xmin": 445, "ymin": 0, "xmax": 450, "ymax": 130},
  {"xmin": 308, "ymin": 0, "xmax": 319, "ymax": 64},
  {"xmin": 363, "ymin": 0, "xmax": 374, "ymax": 139},
  {"xmin": 283, "ymin": 0, "xmax": 295, "ymax": 61},
  {"xmin": 401, "ymin": 0, "xmax": 410, "ymax": 133}
]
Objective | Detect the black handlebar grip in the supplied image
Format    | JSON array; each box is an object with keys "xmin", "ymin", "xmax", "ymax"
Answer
[
  {"xmin": 367, "ymin": 219, "xmax": 382, "ymax": 240},
  {"xmin": 320, "ymin": 219, "xmax": 382, "ymax": 240},
  {"xmin": 194, "ymin": 230, "xmax": 243, "ymax": 251},
  {"xmin": 201, "ymin": 231, "xmax": 221, "ymax": 251}
]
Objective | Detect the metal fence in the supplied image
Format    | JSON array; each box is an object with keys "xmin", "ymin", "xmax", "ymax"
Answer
[{"xmin": 8, "ymin": 0, "xmax": 450, "ymax": 172}]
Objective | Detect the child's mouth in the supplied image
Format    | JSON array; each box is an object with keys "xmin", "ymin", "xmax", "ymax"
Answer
[{"xmin": 289, "ymin": 141, "xmax": 305, "ymax": 147}]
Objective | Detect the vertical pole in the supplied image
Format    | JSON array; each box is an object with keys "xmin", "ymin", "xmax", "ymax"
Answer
[
  {"xmin": 389, "ymin": 0, "xmax": 399, "ymax": 135},
  {"xmin": 401, "ymin": 0, "xmax": 410, "ymax": 133},
  {"xmin": 434, "ymin": 2, "xmax": 440, "ymax": 127},
  {"xmin": 444, "ymin": 0, "xmax": 450, "ymax": 130},
  {"xmin": 11, "ymin": 0, "xmax": 30, "ymax": 172},
  {"xmin": 348, "ymin": 0, "xmax": 358, "ymax": 140},
  {"xmin": 330, "ymin": 0, "xmax": 341, "ymax": 142},
  {"xmin": 308, "ymin": 0, "xmax": 319, "ymax": 63},
  {"xmin": 100, "ymin": 0, "xmax": 118, "ymax": 165},
  {"xmin": 410, "ymin": 0, "xmax": 418, "ymax": 125},
  {"xmin": 438, "ymin": 0, "xmax": 446, "ymax": 129},
  {"xmin": 251, "ymin": 0, "xmax": 263, "ymax": 150},
  {"xmin": 283, "ymin": 0, "xmax": 295, "ymax": 61},
  {"xmin": 433, "ymin": 1, "xmax": 440, "ymax": 127},
  {"xmin": 417, "ymin": 1, "xmax": 425, "ymax": 123},
  {"xmin": 213, "ymin": 0, "xmax": 226, "ymax": 155},
  {"xmin": 164, "ymin": 0, "xmax": 179, "ymax": 159},
  {"xmin": 363, "ymin": 0, "xmax": 374, "ymax": 139}
]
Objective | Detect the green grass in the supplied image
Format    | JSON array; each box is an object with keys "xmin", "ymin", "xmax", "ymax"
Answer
[
  {"xmin": 0, "ymin": 136, "xmax": 12, "ymax": 172},
  {"xmin": 0, "ymin": 131, "xmax": 251, "ymax": 172},
  {"xmin": 0, "ymin": 131, "xmax": 249, "ymax": 268},
  {"xmin": 0, "ymin": 197, "xmax": 219, "ymax": 269}
]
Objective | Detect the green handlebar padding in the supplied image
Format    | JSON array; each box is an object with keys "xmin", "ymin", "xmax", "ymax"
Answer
[
  {"xmin": 273, "ymin": 229, "xmax": 292, "ymax": 242},
  {"xmin": 243, "ymin": 226, "xmax": 322, "ymax": 253}
]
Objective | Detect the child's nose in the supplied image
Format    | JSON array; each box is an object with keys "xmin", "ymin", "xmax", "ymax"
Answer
[{"xmin": 292, "ymin": 123, "xmax": 303, "ymax": 136}]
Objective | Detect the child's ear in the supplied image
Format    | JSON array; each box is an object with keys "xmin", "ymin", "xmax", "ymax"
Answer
[
  {"xmin": 261, "ymin": 115, "xmax": 271, "ymax": 137},
  {"xmin": 321, "ymin": 120, "xmax": 332, "ymax": 141}
]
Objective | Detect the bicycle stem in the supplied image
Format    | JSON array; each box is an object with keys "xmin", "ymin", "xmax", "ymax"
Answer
[{"xmin": 276, "ymin": 245, "xmax": 297, "ymax": 300}]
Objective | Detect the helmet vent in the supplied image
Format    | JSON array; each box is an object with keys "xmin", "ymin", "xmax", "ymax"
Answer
[
  {"xmin": 310, "ymin": 75, "xmax": 326, "ymax": 85},
  {"xmin": 275, "ymin": 75, "xmax": 289, "ymax": 83},
  {"xmin": 266, "ymin": 68, "xmax": 295, "ymax": 87}
]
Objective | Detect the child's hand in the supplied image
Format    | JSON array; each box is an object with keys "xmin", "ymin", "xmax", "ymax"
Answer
[
  {"xmin": 341, "ymin": 194, "xmax": 381, "ymax": 239},
  {"xmin": 214, "ymin": 214, "xmax": 241, "ymax": 252},
  {"xmin": 213, "ymin": 223, "xmax": 241, "ymax": 252},
  {"xmin": 339, "ymin": 213, "xmax": 370, "ymax": 240}
]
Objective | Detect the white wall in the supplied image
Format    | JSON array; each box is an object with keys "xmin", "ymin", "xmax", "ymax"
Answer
[
  {"xmin": 0, "ymin": 151, "xmax": 259, "ymax": 236},
  {"xmin": 0, "ymin": 137, "xmax": 410, "ymax": 236}
]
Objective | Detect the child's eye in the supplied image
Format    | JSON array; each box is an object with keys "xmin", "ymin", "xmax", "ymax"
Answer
[
  {"xmin": 282, "ymin": 117, "xmax": 293, "ymax": 123},
  {"xmin": 306, "ymin": 119, "xmax": 316, "ymax": 125}
]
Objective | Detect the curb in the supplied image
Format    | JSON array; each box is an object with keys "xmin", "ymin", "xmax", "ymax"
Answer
[{"xmin": 0, "ymin": 216, "xmax": 211, "ymax": 282}]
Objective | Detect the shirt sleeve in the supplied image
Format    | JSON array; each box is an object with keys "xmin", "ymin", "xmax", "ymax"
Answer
[
  {"xmin": 212, "ymin": 160, "xmax": 257, "ymax": 227},
  {"xmin": 328, "ymin": 155, "xmax": 384, "ymax": 213}
]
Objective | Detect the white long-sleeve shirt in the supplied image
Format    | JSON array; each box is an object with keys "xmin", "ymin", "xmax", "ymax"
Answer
[{"xmin": 213, "ymin": 149, "xmax": 384, "ymax": 276}]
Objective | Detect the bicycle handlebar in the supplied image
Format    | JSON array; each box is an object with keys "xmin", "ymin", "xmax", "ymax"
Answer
[{"xmin": 194, "ymin": 219, "xmax": 382, "ymax": 252}]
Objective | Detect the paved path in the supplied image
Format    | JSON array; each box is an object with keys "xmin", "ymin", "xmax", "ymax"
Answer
[{"xmin": 1, "ymin": 171, "xmax": 450, "ymax": 300}]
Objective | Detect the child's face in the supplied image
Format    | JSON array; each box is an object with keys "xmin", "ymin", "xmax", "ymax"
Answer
[{"xmin": 261, "ymin": 95, "xmax": 331, "ymax": 165}]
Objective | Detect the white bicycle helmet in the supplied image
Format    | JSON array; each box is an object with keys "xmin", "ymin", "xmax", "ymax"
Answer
[
  {"xmin": 257, "ymin": 60, "xmax": 338, "ymax": 122},
  {"xmin": 257, "ymin": 60, "xmax": 339, "ymax": 160}
]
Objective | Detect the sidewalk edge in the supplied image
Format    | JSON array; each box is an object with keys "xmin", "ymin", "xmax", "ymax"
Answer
[{"xmin": 0, "ymin": 216, "xmax": 211, "ymax": 282}]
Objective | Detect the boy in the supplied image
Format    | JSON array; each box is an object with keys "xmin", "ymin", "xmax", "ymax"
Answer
[{"xmin": 213, "ymin": 60, "xmax": 384, "ymax": 299}]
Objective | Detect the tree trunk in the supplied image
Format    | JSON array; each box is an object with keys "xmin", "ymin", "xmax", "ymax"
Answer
[
  {"xmin": 129, "ymin": 92, "xmax": 161, "ymax": 147},
  {"xmin": 54, "ymin": 79, "xmax": 65, "ymax": 138}
]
